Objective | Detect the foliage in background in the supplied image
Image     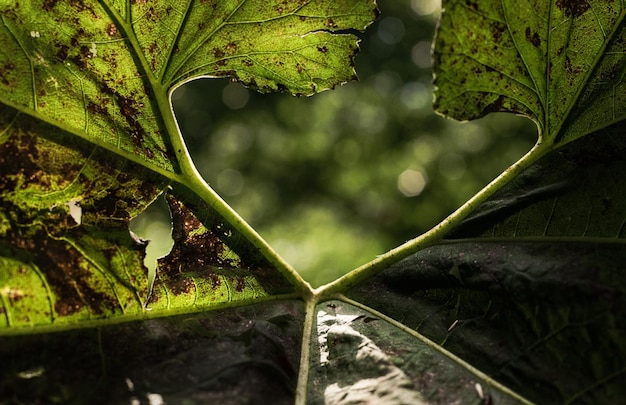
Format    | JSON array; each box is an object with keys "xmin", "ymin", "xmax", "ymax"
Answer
[{"xmin": 147, "ymin": 0, "xmax": 537, "ymax": 286}]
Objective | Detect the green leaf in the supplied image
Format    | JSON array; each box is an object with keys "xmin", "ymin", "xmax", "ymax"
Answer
[
  {"xmin": 0, "ymin": 0, "xmax": 377, "ymax": 330},
  {"xmin": 0, "ymin": 109, "xmax": 167, "ymax": 327},
  {"xmin": 147, "ymin": 191, "xmax": 294, "ymax": 310},
  {"xmin": 433, "ymin": 0, "xmax": 626, "ymax": 144},
  {"xmin": 3, "ymin": 0, "xmax": 626, "ymax": 404}
]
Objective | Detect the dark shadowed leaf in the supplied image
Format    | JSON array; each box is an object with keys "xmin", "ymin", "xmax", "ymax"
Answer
[
  {"xmin": 307, "ymin": 300, "xmax": 526, "ymax": 404},
  {"xmin": 346, "ymin": 127, "xmax": 626, "ymax": 404},
  {"xmin": 0, "ymin": 300, "xmax": 304, "ymax": 404}
]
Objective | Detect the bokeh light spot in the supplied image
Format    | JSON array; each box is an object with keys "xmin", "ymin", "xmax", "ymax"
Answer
[
  {"xmin": 410, "ymin": 0, "xmax": 442, "ymax": 16},
  {"xmin": 410, "ymin": 134, "xmax": 441, "ymax": 164},
  {"xmin": 216, "ymin": 169, "xmax": 245, "ymax": 196},
  {"xmin": 398, "ymin": 169, "xmax": 428, "ymax": 197},
  {"xmin": 377, "ymin": 17, "xmax": 405, "ymax": 45},
  {"xmin": 400, "ymin": 82, "xmax": 429, "ymax": 110},
  {"xmin": 222, "ymin": 82, "xmax": 250, "ymax": 109},
  {"xmin": 411, "ymin": 41, "xmax": 432, "ymax": 69}
]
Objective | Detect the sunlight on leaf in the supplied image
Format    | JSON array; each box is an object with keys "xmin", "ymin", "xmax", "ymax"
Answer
[
  {"xmin": 0, "ymin": 108, "xmax": 166, "ymax": 327},
  {"xmin": 0, "ymin": 0, "xmax": 377, "ymax": 330},
  {"xmin": 2, "ymin": 0, "xmax": 626, "ymax": 403},
  {"xmin": 147, "ymin": 191, "xmax": 295, "ymax": 311},
  {"xmin": 433, "ymin": 0, "xmax": 626, "ymax": 144},
  {"xmin": 307, "ymin": 300, "xmax": 525, "ymax": 404}
]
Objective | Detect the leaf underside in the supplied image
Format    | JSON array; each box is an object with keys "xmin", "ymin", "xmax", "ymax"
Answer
[
  {"xmin": 433, "ymin": 0, "xmax": 626, "ymax": 144},
  {"xmin": 0, "ymin": 0, "xmax": 377, "ymax": 328},
  {"xmin": 2, "ymin": 0, "xmax": 626, "ymax": 404},
  {"xmin": 0, "ymin": 301, "xmax": 305, "ymax": 404}
]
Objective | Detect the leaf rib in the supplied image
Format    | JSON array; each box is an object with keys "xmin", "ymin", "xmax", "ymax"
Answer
[{"xmin": 158, "ymin": 0, "xmax": 194, "ymax": 82}]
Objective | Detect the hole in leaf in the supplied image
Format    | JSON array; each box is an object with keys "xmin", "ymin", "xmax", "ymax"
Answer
[
  {"xmin": 64, "ymin": 198, "xmax": 82, "ymax": 225},
  {"xmin": 129, "ymin": 193, "xmax": 173, "ymax": 285}
]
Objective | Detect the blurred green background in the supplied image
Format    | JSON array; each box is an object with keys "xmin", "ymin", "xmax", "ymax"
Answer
[{"xmin": 132, "ymin": 0, "xmax": 536, "ymax": 287}]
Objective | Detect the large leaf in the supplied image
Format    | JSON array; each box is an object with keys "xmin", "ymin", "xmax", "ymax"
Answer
[
  {"xmin": 0, "ymin": 0, "xmax": 377, "ymax": 329},
  {"xmin": 433, "ymin": 0, "xmax": 626, "ymax": 144},
  {"xmin": 3, "ymin": 0, "xmax": 626, "ymax": 404}
]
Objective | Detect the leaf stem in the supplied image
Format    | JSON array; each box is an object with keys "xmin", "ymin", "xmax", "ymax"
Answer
[
  {"xmin": 159, "ymin": 90, "xmax": 312, "ymax": 294},
  {"xmin": 295, "ymin": 297, "xmax": 319, "ymax": 405},
  {"xmin": 317, "ymin": 140, "xmax": 552, "ymax": 296}
]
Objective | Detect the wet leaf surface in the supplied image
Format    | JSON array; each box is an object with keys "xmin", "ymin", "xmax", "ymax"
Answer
[{"xmin": 307, "ymin": 300, "xmax": 523, "ymax": 404}]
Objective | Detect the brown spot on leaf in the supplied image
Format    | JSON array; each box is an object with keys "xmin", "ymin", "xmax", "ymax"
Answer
[
  {"xmin": 209, "ymin": 273, "xmax": 221, "ymax": 288},
  {"xmin": 235, "ymin": 277, "xmax": 246, "ymax": 292},
  {"xmin": 565, "ymin": 56, "xmax": 572, "ymax": 73},
  {"xmin": 525, "ymin": 27, "xmax": 540, "ymax": 47},
  {"xmin": 169, "ymin": 276, "xmax": 195, "ymax": 295},
  {"xmin": 491, "ymin": 22, "xmax": 505, "ymax": 42},
  {"xmin": 99, "ymin": 81, "xmax": 147, "ymax": 149},
  {"xmin": 556, "ymin": 0, "xmax": 591, "ymax": 17},
  {"xmin": 481, "ymin": 94, "xmax": 508, "ymax": 115},
  {"xmin": 55, "ymin": 44, "xmax": 69, "ymax": 61},
  {"xmin": 155, "ymin": 193, "xmax": 294, "ymax": 296},
  {"xmin": 87, "ymin": 101, "xmax": 107, "ymax": 115},
  {"xmin": 147, "ymin": 7, "xmax": 157, "ymax": 21},
  {"xmin": 4, "ymin": 225, "xmax": 119, "ymax": 317},
  {"xmin": 564, "ymin": 55, "xmax": 583, "ymax": 83},
  {"xmin": 42, "ymin": 0, "xmax": 59, "ymax": 11},
  {"xmin": 157, "ymin": 195, "xmax": 242, "ymax": 296},
  {"xmin": 0, "ymin": 62, "xmax": 16, "ymax": 86}
]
